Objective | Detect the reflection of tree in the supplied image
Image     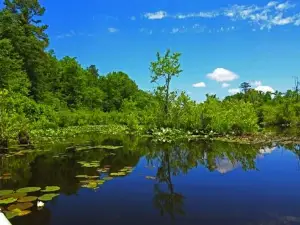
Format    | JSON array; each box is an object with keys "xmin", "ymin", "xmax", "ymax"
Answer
[{"xmin": 151, "ymin": 144, "xmax": 186, "ymax": 219}]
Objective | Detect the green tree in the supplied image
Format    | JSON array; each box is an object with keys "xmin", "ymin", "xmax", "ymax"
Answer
[
  {"xmin": 99, "ymin": 72, "xmax": 139, "ymax": 111},
  {"xmin": 2, "ymin": 0, "xmax": 49, "ymax": 99},
  {"xmin": 150, "ymin": 49, "xmax": 183, "ymax": 115},
  {"xmin": 0, "ymin": 39, "xmax": 30, "ymax": 95},
  {"xmin": 240, "ymin": 82, "xmax": 251, "ymax": 93}
]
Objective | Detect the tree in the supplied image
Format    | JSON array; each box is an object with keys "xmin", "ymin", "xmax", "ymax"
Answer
[
  {"xmin": 99, "ymin": 72, "xmax": 139, "ymax": 111},
  {"xmin": 150, "ymin": 49, "xmax": 183, "ymax": 116},
  {"xmin": 240, "ymin": 82, "xmax": 251, "ymax": 93},
  {"xmin": 2, "ymin": 0, "xmax": 49, "ymax": 99}
]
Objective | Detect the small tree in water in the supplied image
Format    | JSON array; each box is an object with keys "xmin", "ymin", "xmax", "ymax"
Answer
[{"xmin": 150, "ymin": 49, "xmax": 183, "ymax": 118}]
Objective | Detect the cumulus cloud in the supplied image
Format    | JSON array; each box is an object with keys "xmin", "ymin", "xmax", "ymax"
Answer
[
  {"xmin": 108, "ymin": 27, "xmax": 119, "ymax": 33},
  {"xmin": 193, "ymin": 82, "xmax": 206, "ymax": 88},
  {"xmin": 255, "ymin": 85, "xmax": 275, "ymax": 93},
  {"xmin": 228, "ymin": 88, "xmax": 241, "ymax": 95},
  {"xmin": 144, "ymin": 11, "xmax": 167, "ymax": 20},
  {"xmin": 222, "ymin": 83, "xmax": 231, "ymax": 88},
  {"xmin": 207, "ymin": 68, "xmax": 239, "ymax": 82}
]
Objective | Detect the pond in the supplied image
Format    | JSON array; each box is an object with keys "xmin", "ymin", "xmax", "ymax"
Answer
[{"xmin": 0, "ymin": 134, "xmax": 300, "ymax": 225}]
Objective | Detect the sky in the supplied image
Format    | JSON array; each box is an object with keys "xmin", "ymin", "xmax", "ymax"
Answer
[{"xmin": 3, "ymin": 0, "xmax": 300, "ymax": 101}]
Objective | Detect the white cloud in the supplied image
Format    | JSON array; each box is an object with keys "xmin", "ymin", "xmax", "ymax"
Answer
[
  {"xmin": 250, "ymin": 80, "xmax": 262, "ymax": 87},
  {"xmin": 143, "ymin": 1, "xmax": 300, "ymax": 30},
  {"xmin": 207, "ymin": 68, "xmax": 239, "ymax": 82},
  {"xmin": 130, "ymin": 16, "xmax": 136, "ymax": 21},
  {"xmin": 56, "ymin": 30, "xmax": 76, "ymax": 39},
  {"xmin": 193, "ymin": 82, "xmax": 206, "ymax": 88},
  {"xmin": 222, "ymin": 83, "xmax": 231, "ymax": 88},
  {"xmin": 171, "ymin": 28, "xmax": 179, "ymax": 34},
  {"xmin": 108, "ymin": 27, "xmax": 119, "ymax": 33},
  {"xmin": 228, "ymin": 88, "xmax": 241, "ymax": 95},
  {"xmin": 255, "ymin": 85, "xmax": 275, "ymax": 93},
  {"xmin": 175, "ymin": 11, "xmax": 219, "ymax": 19},
  {"xmin": 144, "ymin": 11, "xmax": 167, "ymax": 20}
]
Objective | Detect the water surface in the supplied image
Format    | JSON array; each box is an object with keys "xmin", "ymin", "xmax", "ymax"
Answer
[{"xmin": 1, "ymin": 134, "xmax": 300, "ymax": 225}]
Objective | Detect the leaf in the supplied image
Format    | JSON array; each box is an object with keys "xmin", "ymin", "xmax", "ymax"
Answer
[
  {"xmin": 75, "ymin": 175, "xmax": 88, "ymax": 178},
  {"xmin": 38, "ymin": 193, "xmax": 59, "ymax": 201},
  {"xmin": 8, "ymin": 202, "xmax": 33, "ymax": 211},
  {"xmin": 16, "ymin": 187, "xmax": 41, "ymax": 193},
  {"xmin": 0, "ymin": 192, "xmax": 27, "ymax": 200},
  {"xmin": 41, "ymin": 186, "xmax": 60, "ymax": 193},
  {"xmin": 110, "ymin": 172, "xmax": 126, "ymax": 176},
  {"xmin": 0, "ymin": 190, "xmax": 14, "ymax": 196},
  {"xmin": 0, "ymin": 197, "xmax": 17, "ymax": 204},
  {"xmin": 4, "ymin": 211, "xmax": 19, "ymax": 219},
  {"xmin": 18, "ymin": 196, "xmax": 38, "ymax": 203},
  {"xmin": 103, "ymin": 176, "xmax": 113, "ymax": 181}
]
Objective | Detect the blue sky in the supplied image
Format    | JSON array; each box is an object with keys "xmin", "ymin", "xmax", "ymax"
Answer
[{"xmin": 4, "ymin": 0, "xmax": 300, "ymax": 101}]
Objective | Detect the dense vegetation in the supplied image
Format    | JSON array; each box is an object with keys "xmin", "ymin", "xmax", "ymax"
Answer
[{"xmin": 0, "ymin": 0, "xmax": 299, "ymax": 147}]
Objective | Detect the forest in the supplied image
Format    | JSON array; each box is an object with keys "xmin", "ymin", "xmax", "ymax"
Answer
[{"xmin": 0, "ymin": 0, "xmax": 300, "ymax": 147}]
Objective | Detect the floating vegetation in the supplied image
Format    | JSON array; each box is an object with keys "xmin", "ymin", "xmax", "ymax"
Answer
[
  {"xmin": 16, "ymin": 187, "xmax": 41, "ymax": 193},
  {"xmin": 76, "ymin": 145, "xmax": 123, "ymax": 152},
  {"xmin": 0, "ymin": 192, "xmax": 27, "ymax": 200},
  {"xmin": 77, "ymin": 161, "xmax": 99, "ymax": 168},
  {"xmin": 6, "ymin": 208, "xmax": 32, "ymax": 217},
  {"xmin": 18, "ymin": 196, "xmax": 38, "ymax": 203},
  {"xmin": 41, "ymin": 186, "xmax": 60, "ymax": 193},
  {"xmin": 81, "ymin": 180, "xmax": 105, "ymax": 189},
  {"xmin": 8, "ymin": 202, "xmax": 33, "ymax": 211},
  {"xmin": 97, "ymin": 168, "xmax": 109, "ymax": 173},
  {"xmin": 0, "ymin": 190, "xmax": 14, "ymax": 196},
  {"xmin": 75, "ymin": 175, "xmax": 99, "ymax": 179},
  {"xmin": 103, "ymin": 176, "xmax": 113, "ymax": 181},
  {"xmin": 145, "ymin": 176, "xmax": 156, "ymax": 180},
  {"xmin": 38, "ymin": 193, "xmax": 59, "ymax": 201},
  {"xmin": 0, "ymin": 197, "xmax": 17, "ymax": 205},
  {"xmin": 110, "ymin": 172, "xmax": 126, "ymax": 176},
  {"xmin": 4, "ymin": 210, "xmax": 19, "ymax": 219}
]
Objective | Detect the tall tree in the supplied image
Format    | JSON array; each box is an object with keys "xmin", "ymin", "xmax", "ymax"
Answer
[
  {"xmin": 2, "ymin": 0, "xmax": 49, "ymax": 99},
  {"xmin": 150, "ymin": 49, "xmax": 183, "ymax": 115},
  {"xmin": 240, "ymin": 82, "xmax": 251, "ymax": 94}
]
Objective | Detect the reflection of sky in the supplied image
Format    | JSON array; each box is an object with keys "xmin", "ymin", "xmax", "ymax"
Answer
[{"xmin": 215, "ymin": 146, "xmax": 278, "ymax": 174}]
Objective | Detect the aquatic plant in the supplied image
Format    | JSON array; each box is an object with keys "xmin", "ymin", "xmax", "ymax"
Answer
[
  {"xmin": 16, "ymin": 187, "xmax": 41, "ymax": 193},
  {"xmin": 41, "ymin": 186, "xmax": 60, "ymax": 192},
  {"xmin": 8, "ymin": 202, "xmax": 33, "ymax": 211},
  {"xmin": 17, "ymin": 196, "xmax": 38, "ymax": 203},
  {"xmin": 0, "ymin": 190, "xmax": 14, "ymax": 196},
  {"xmin": 0, "ymin": 197, "xmax": 17, "ymax": 205},
  {"xmin": 38, "ymin": 193, "xmax": 59, "ymax": 201},
  {"xmin": 110, "ymin": 172, "xmax": 126, "ymax": 176}
]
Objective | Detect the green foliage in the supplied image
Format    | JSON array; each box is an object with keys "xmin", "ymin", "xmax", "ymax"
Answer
[{"xmin": 0, "ymin": 0, "xmax": 298, "ymax": 145}]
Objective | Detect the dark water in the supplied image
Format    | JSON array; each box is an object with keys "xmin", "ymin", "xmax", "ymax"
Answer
[{"xmin": 1, "ymin": 134, "xmax": 300, "ymax": 225}]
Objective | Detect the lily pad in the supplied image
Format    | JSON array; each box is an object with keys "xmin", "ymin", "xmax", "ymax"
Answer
[
  {"xmin": 8, "ymin": 202, "xmax": 33, "ymax": 211},
  {"xmin": 38, "ymin": 193, "xmax": 59, "ymax": 201},
  {"xmin": 103, "ymin": 176, "xmax": 113, "ymax": 181},
  {"xmin": 81, "ymin": 182, "xmax": 98, "ymax": 189},
  {"xmin": 110, "ymin": 172, "xmax": 126, "ymax": 176},
  {"xmin": 41, "ymin": 186, "xmax": 60, "ymax": 193},
  {"xmin": 0, "ymin": 192, "xmax": 27, "ymax": 200},
  {"xmin": 10, "ymin": 208, "xmax": 32, "ymax": 216},
  {"xmin": 0, "ymin": 197, "xmax": 17, "ymax": 204},
  {"xmin": 18, "ymin": 196, "xmax": 38, "ymax": 203},
  {"xmin": 4, "ymin": 211, "xmax": 19, "ymax": 219},
  {"xmin": 17, "ymin": 187, "xmax": 41, "ymax": 193},
  {"xmin": 75, "ymin": 175, "xmax": 88, "ymax": 178},
  {"xmin": 0, "ymin": 190, "xmax": 14, "ymax": 196}
]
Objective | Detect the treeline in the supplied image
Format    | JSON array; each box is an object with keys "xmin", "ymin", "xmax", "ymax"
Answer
[{"xmin": 0, "ymin": 0, "xmax": 299, "ymax": 146}]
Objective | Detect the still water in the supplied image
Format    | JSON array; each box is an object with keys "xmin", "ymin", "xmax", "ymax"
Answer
[{"xmin": 1, "ymin": 134, "xmax": 300, "ymax": 225}]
